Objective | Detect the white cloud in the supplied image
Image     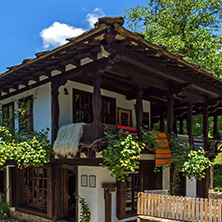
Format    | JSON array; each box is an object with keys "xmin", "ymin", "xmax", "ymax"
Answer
[
  {"xmin": 40, "ymin": 22, "xmax": 85, "ymax": 48},
  {"xmin": 40, "ymin": 8, "xmax": 105, "ymax": 49},
  {"xmin": 86, "ymin": 8, "xmax": 105, "ymax": 28}
]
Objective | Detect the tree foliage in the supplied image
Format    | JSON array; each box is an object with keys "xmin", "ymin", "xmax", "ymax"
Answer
[{"xmin": 124, "ymin": 0, "xmax": 222, "ymax": 77}]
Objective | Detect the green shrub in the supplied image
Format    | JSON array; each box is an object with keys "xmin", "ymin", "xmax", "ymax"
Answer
[
  {"xmin": 215, "ymin": 187, "xmax": 222, "ymax": 192},
  {"xmin": 0, "ymin": 201, "xmax": 9, "ymax": 220}
]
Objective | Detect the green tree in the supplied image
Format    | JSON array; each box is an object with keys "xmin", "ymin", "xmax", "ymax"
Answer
[{"xmin": 124, "ymin": 0, "xmax": 222, "ymax": 77}]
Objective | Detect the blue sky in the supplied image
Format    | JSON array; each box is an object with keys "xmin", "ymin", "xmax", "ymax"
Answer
[{"xmin": 0, "ymin": 0, "xmax": 146, "ymax": 73}]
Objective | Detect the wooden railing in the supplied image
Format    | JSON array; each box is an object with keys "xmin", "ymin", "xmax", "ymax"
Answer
[{"xmin": 137, "ymin": 192, "xmax": 222, "ymax": 222}]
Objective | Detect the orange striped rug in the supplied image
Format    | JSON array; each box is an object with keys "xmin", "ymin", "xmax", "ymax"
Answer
[{"xmin": 155, "ymin": 132, "xmax": 173, "ymax": 166}]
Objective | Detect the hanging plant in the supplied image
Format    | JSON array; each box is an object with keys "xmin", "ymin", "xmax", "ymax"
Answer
[{"xmin": 100, "ymin": 130, "xmax": 145, "ymax": 181}]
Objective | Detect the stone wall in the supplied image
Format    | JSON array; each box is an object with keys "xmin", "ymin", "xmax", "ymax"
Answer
[
  {"xmin": 208, "ymin": 189, "xmax": 222, "ymax": 200},
  {"xmin": 9, "ymin": 208, "xmax": 53, "ymax": 222}
]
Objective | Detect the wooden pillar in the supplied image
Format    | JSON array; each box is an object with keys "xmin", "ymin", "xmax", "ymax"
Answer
[
  {"xmin": 187, "ymin": 102, "xmax": 193, "ymax": 145},
  {"xmin": 136, "ymin": 86, "xmax": 143, "ymax": 140},
  {"xmin": 203, "ymin": 105, "xmax": 209, "ymax": 198},
  {"xmin": 63, "ymin": 168, "xmax": 69, "ymax": 216},
  {"xmin": 167, "ymin": 94, "xmax": 174, "ymax": 134},
  {"xmin": 210, "ymin": 164, "xmax": 214, "ymax": 190},
  {"xmin": 213, "ymin": 114, "xmax": 218, "ymax": 139},
  {"xmin": 47, "ymin": 166, "xmax": 54, "ymax": 218},
  {"xmin": 92, "ymin": 73, "xmax": 103, "ymax": 139},
  {"xmin": 179, "ymin": 118, "xmax": 184, "ymax": 135},
  {"xmin": 51, "ymin": 79, "xmax": 67, "ymax": 143},
  {"xmin": 160, "ymin": 113, "xmax": 165, "ymax": 132},
  {"xmin": 54, "ymin": 167, "xmax": 62, "ymax": 221},
  {"xmin": 203, "ymin": 106, "xmax": 209, "ymax": 150},
  {"xmin": 102, "ymin": 183, "xmax": 116, "ymax": 222}
]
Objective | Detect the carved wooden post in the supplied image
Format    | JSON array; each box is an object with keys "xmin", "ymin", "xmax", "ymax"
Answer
[
  {"xmin": 102, "ymin": 183, "xmax": 116, "ymax": 222},
  {"xmin": 51, "ymin": 78, "xmax": 67, "ymax": 143},
  {"xmin": 203, "ymin": 105, "xmax": 209, "ymax": 198},
  {"xmin": 92, "ymin": 73, "xmax": 103, "ymax": 139},
  {"xmin": 179, "ymin": 118, "xmax": 184, "ymax": 135},
  {"xmin": 167, "ymin": 94, "xmax": 174, "ymax": 134},
  {"xmin": 210, "ymin": 163, "xmax": 214, "ymax": 190},
  {"xmin": 187, "ymin": 101, "xmax": 193, "ymax": 145},
  {"xmin": 136, "ymin": 86, "xmax": 143, "ymax": 140}
]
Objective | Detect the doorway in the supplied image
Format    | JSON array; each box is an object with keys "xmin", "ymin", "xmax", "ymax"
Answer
[{"xmin": 63, "ymin": 167, "xmax": 77, "ymax": 222}]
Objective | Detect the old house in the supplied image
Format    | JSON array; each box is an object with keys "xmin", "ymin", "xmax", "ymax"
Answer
[{"xmin": 0, "ymin": 17, "xmax": 221, "ymax": 222}]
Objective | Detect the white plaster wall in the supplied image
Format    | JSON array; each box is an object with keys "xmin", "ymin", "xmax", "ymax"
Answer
[
  {"xmin": 186, "ymin": 177, "xmax": 196, "ymax": 197},
  {"xmin": 0, "ymin": 83, "xmax": 51, "ymax": 141},
  {"xmin": 78, "ymin": 166, "xmax": 118, "ymax": 222},
  {"xmin": 59, "ymin": 80, "xmax": 151, "ymax": 128}
]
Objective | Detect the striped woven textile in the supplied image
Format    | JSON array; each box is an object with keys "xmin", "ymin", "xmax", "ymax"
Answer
[
  {"xmin": 117, "ymin": 125, "xmax": 137, "ymax": 137},
  {"xmin": 155, "ymin": 132, "xmax": 173, "ymax": 167},
  {"xmin": 193, "ymin": 137, "xmax": 204, "ymax": 151}
]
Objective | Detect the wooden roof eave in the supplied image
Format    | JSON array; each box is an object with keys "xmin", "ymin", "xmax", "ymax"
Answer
[
  {"xmin": 0, "ymin": 24, "xmax": 108, "ymax": 79},
  {"xmin": 113, "ymin": 22, "xmax": 222, "ymax": 83}
]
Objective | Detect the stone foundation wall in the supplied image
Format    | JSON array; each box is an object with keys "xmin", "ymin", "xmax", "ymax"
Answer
[
  {"xmin": 208, "ymin": 190, "xmax": 222, "ymax": 200},
  {"xmin": 9, "ymin": 208, "xmax": 53, "ymax": 222}
]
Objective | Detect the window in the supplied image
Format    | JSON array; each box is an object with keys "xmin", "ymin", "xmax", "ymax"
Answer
[
  {"xmin": 19, "ymin": 96, "xmax": 33, "ymax": 131},
  {"xmin": 73, "ymin": 89, "xmax": 116, "ymax": 124},
  {"xmin": 2, "ymin": 102, "xmax": 14, "ymax": 129},
  {"xmin": 117, "ymin": 161, "xmax": 162, "ymax": 219},
  {"xmin": 73, "ymin": 90, "xmax": 92, "ymax": 123},
  {"xmin": 23, "ymin": 168, "xmax": 47, "ymax": 212},
  {"xmin": 125, "ymin": 172, "xmax": 141, "ymax": 214},
  {"xmin": 117, "ymin": 169, "xmax": 142, "ymax": 218}
]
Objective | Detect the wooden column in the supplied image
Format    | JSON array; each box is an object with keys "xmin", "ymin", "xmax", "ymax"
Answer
[
  {"xmin": 213, "ymin": 114, "xmax": 218, "ymax": 139},
  {"xmin": 210, "ymin": 164, "xmax": 214, "ymax": 190},
  {"xmin": 63, "ymin": 168, "xmax": 69, "ymax": 216},
  {"xmin": 203, "ymin": 106, "xmax": 209, "ymax": 150},
  {"xmin": 91, "ymin": 73, "xmax": 103, "ymax": 139},
  {"xmin": 179, "ymin": 118, "xmax": 184, "ymax": 135},
  {"xmin": 203, "ymin": 105, "xmax": 209, "ymax": 198},
  {"xmin": 51, "ymin": 79, "xmax": 67, "ymax": 143},
  {"xmin": 136, "ymin": 86, "xmax": 143, "ymax": 140},
  {"xmin": 54, "ymin": 167, "xmax": 62, "ymax": 221},
  {"xmin": 187, "ymin": 102, "xmax": 193, "ymax": 145},
  {"xmin": 160, "ymin": 113, "xmax": 165, "ymax": 132},
  {"xmin": 47, "ymin": 166, "xmax": 54, "ymax": 218},
  {"xmin": 167, "ymin": 94, "xmax": 174, "ymax": 134},
  {"xmin": 102, "ymin": 183, "xmax": 116, "ymax": 222}
]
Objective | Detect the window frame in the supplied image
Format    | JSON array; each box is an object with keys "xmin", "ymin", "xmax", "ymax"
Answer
[
  {"xmin": 73, "ymin": 89, "xmax": 116, "ymax": 124},
  {"xmin": 2, "ymin": 102, "xmax": 14, "ymax": 129},
  {"xmin": 23, "ymin": 167, "xmax": 48, "ymax": 213},
  {"xmin": 18, "ymin": 96, "xmax": 33, "ymax": 131}
]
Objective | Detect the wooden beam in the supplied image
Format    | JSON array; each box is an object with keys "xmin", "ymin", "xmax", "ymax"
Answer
[{"xmin": 107, "ymin": 42, "xmax": 222, "ymax": 96}]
